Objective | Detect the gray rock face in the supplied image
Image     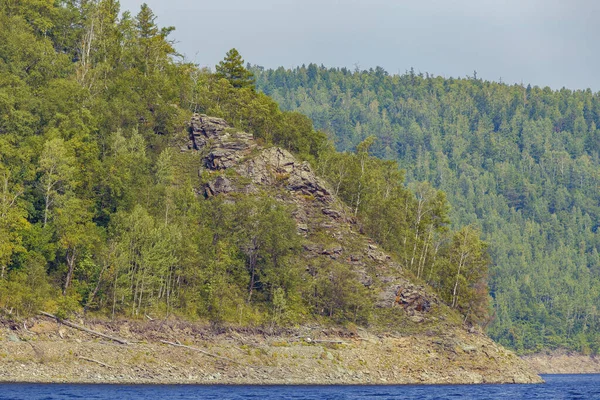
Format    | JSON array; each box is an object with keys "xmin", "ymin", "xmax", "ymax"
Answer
[
  {"xmin": 204, "ymin": 176, "xmax": 234, "ymax": 197},
  {"xmin": 189, "ymin": 114, "xmax": 230, "ymax": 149},
  {"xmin": 377, "ymin": 279, "xmax": 439, "ymax": 314},
  {"xmin": 286, "ymin": 161, "xmax": 331, "ymax": 201},
  {"xmin": 188, "ymin": 114, "xmax": 331, "ymax": 203},
  {"xmin": 236, "ymin": 147, "xmax": 294, "ymax": 185},
  {"xmin": 236, "ymin": 147, "xmax": 331, "ymax": 202},
  {"xmin": 188, "ymin": 114, "xmax": 436, "ymax": 318},
  {"xmin": 189, "ymin": 114, "xmax": 255, "ymax": 169}
]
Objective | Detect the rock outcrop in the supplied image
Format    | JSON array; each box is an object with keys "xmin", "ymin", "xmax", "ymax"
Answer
[
  {"xmin": 187, "ymin": 115, "xmax": 464, "ymax": 320},
  {"xmin": 190, "ymin": 114, "xmax": 332, "ymax": 202},
  {"xmin": 189, "ymin": 114, "xmax": 434, "ymax": 317},
  {"xmin": 189, "ymin": 114, "xmax": 256, "ymax": 169},
  {"xmin": 182, "ymin": 114, "xmax": 541, "ymax": 384}
]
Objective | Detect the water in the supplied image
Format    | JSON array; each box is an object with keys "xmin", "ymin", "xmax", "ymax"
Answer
[{"xmin": 0, "ymin": 374, "xmax": 598, "ymax": 399}]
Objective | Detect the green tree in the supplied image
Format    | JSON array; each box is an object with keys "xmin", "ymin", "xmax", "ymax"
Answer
[
  {"xmin": 440, "ymin": 226, "xmax": 490, "ymax": 325},
  {"xmin": 230, "ymin": 196, "xmax": 300, "ymax": 302},
  {"xmin": 53, "ymin": 196, "xmax": 101, "ymax": 295},
  {"xmin": 215, "ymin": 48, "xmax": 255, "ymax": 89},
  {"xmin": 38, "ymin": 138, "xmax": 75, "ymax": 227},
  {"xmin": 311, "ymin": 260, "xmax": 372, "ymax": 324},
  {"xmin": 0, "ymin": 168, "xmax": 29, "ymax": 279}
]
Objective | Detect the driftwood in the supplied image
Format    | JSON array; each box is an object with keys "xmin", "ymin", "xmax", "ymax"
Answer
[
  {"xmin": 160, "ymin": 340, "xmax": 241, "ymax": 364},
  {"xmin": 28, "ymin": 342, "xmax": 45, "ymax": 360},
  {"xmin": 78, "ymin": 356, "xmax": 114, "ymax": 369},
  {"xmin": 39, "ymin": 311, "xmax": 129, "ymax": 345},
  {"xmin": 305, "ymin": 338, "xmax": 349, "ymax": 345}
]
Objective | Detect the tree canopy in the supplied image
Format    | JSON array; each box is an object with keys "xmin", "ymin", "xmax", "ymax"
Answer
[
  {"xmin": 215, "ymin": 48, "xmax": 255, "ymax": 89},
  {"xmin": 0, "ymin": 2, "xmax": 493, "ymax": 342},
  {"xmin": 253, "ymin": 63, "xmax": 600, "ymax": 354}
]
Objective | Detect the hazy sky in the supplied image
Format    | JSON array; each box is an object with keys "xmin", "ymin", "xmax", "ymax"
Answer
[{"xmin": 118, "ymin": 0, "xmax": 599, "ymax": 91}]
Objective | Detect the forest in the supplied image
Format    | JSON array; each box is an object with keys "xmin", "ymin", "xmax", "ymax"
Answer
[
  {"xmin": 253, "ymin": 64, "xmax": 600, "ymax": 354},
  {"xmin": 0, "ymin": 1, "xmax": 491, "ymax": 335}
]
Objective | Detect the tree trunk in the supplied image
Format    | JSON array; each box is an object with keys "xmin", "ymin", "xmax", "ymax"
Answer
[
  {"xmin": 112, "ymin": 266, "xmax": 118, "ymax": 320},
  {"xmin": 247, "ymin": 239, "xmax": 258, "ymax": 303},
  {"xmin": 43, "ymin": 192, "xmax": 51, "ymax": 227},
  {"xmin": 247, "ymin": 252, "xmax": 257, "ymax": 303},
  {"xmin": 452, "ymin": 233, "xmax": 470, "ymax": 309},
  {"xmin": 63, "ymin": 248, "xmax": 77, "ymax": 295},
  {"xmin": 417, "ymin": 228, "xmax": 432, "ymax": 279},
  {"xmin": 84, "ymin": 261, "xmax": 109, "ymax": 314}
]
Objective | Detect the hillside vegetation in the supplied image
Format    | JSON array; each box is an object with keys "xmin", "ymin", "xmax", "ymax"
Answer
[
  {"xmin": 253, "ymin": 64, "xmax": 600, "ymax": 354},
  {"xmin": 0, "ymin": 1, "xmax": 492, "ymax": 334}
]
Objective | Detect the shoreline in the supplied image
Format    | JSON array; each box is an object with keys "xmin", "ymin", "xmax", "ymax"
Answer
[
  {"xmin": 0, "ymin": 318, "xmax": 542, "ymax": 385},
  {"xmin": 521, "ymin": 352, "xmax": 600, "ymax": 375}
]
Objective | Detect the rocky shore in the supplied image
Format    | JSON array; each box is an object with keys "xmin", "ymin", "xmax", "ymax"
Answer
[
  {"xmin": 0, "ymin": 318, "xmax": 541, "ymax": 385},
  {"xmin": 522, "ymin": 352, "xmax": 600, "ymax": 374}
]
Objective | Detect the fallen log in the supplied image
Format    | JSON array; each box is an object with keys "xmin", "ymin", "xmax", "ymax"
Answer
[
  {"xmin": 78, "ymin": 356, "xmax": 114, "ymax": 369},
  {"xmin": 305, "ymin": 338, "xmax": 349, "ymax": 345},
  {"xmin": 160, "ymin": 340, "xmax": 241, "ymax": 364},
  {"xmin": 39, "ymin": 311, "xmax": 129, "ymax": 345}
]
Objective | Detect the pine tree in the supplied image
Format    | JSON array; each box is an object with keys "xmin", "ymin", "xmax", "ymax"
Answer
[{"xmin": 215, "ymin": 48, "xmax": 255, "ymax": 89}]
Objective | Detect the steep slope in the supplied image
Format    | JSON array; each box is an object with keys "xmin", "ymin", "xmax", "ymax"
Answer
[
  {"xmin": 180, "ymin": 114, "xmax": 542, "ymax": 383},
  {"xmin": 189, "ymin": 114, "xmax": 435, "ymax": 317}
]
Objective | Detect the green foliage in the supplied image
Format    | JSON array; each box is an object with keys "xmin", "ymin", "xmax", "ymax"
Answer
[
  {"xmin": 310, "ymin": 260, "xmax": 372, "ymax": 324},
  {"xmin": 0, "ymin": 252, "xmax": 53, "ymax": 317},
  {"xmin": 192, "ymin": 70, "xmax": 327, "ymax": 162},
  {"xmin": 254, "ymin": 64, "xmax": 600, "ymax": 353},
  {"xmin": 436, "ymin": 226, "xmax": 490, "ymax": 325},
  {"xmin": 0, "ymin": 2, "xmax": 494, "ymax": 337},
  {"xmin": 0, "ymin": 167, "xmax": 29, "ymax": 279},
  {"xmin": 215, "ymin": 48, "xmax": 255, "ymax": 89}
]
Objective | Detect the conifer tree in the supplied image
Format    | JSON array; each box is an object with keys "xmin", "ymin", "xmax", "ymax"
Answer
[{"xmin": 215, "ymin": 48, "xmax": 255, "ymax": 89}]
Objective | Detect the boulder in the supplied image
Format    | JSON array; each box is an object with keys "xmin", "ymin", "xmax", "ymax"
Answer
[
  {"xmin": 189, "ymin": 114, "xmax": 230, "ymax": 150},
  {"xmin": 187, "ymin": 114, "xmax": 333, "ymax": 203},
  {"xmin": 204, "ymin": 176, "xmax": 234, "ymax": 197},
  {"xmin": 377, "ymin": 280, "xmax": 438, "ymax": 314},
  {"xmin": 322, "ymin": 208, "xmax": 342, "ymax": 219}
]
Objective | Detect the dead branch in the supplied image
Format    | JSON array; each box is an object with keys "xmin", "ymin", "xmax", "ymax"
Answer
[
  {"xmin": 28, "ymin": 342, "xmax": 45, "ymax": 360},
  {"xmin": 78, "ymin": 356, "xmax": 114, "ymax": 369},
  {"xmin": 305, "ymin": 338, "xmax": 349, "ymax": 345},
  {"xmin": 160, "ymin": 340, "xmax": 241, "ymax": 364},
  {"xmin": 39, "ymin": 311, "xmax": 129, "ymax": 345}
]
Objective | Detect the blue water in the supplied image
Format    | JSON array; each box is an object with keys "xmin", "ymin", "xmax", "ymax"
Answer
[{"xmin": 0, "ymin": 374, "xmax": 598, "ymax": 399}]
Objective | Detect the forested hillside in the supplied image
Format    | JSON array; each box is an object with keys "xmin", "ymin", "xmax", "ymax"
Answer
[
  {"xmin": 254, "ymin": 65, "xmax": 600, "ymax": 354},
  {"xmin": 0, "ymin": 1, "xmax": 491, "ymax": 333}
]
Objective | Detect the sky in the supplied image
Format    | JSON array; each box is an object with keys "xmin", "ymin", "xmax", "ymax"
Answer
[{"xmin": 118, "ymin": 0, "xmax": 599, "ymax": 91}]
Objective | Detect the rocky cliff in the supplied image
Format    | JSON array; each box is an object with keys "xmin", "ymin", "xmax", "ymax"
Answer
[
  {"xmin": 189, "ymin": 114, "xmax": 438, "ymax": 316},
  {"xmin": 181, "ymin": 114, "xmax": 541, "ymax": 383}
]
